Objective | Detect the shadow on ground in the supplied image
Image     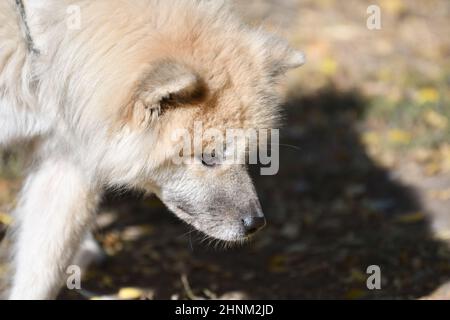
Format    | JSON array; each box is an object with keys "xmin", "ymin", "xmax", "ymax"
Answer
[{"xmin": 61, "ymin": 86, "xmax": 450, "ymax": 299}]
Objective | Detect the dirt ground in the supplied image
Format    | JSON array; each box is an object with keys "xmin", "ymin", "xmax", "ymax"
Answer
[{"xmin": 1, "ymin": 0, "xmax": 449, "ymax": 299}]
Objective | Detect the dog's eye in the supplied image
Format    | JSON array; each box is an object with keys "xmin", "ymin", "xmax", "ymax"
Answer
[
  {"xmin": 201, "ymin": 159, "xmax": 216, "ymax": 167},
  {"xmin": 201, "ymin": 152, "xmax": 220, "ymax": 167}
]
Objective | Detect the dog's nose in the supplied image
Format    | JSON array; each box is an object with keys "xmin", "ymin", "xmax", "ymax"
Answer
[{"xmin": 242, "ymin": 216, "xmax": 266, "ymax": 235}]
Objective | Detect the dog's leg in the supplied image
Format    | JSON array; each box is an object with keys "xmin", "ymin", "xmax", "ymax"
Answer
[{"xmin": 9, "ymin": 159, "xmax": 99, "ymax": 300}]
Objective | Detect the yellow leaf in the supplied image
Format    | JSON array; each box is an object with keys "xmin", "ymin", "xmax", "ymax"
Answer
[
  {"xmin": 439, "ymin": 144, "xmax": 450, "ymax": 171},
  {"xmin": 349, "ymin": 269, "xmax": 367, "ymax": 282},
  {"xmin": 0, "ymin": 263, "xmax": 8, "ymax": 276},
  {"xmin": 320, "ymin": 57, "xmax": 338, "ymax": 76},
  {"xmin": 362, "ymin": 131, "xmax": 380, "ymax": 147},
  {"xmin": 417, "ymin": 88, "xmax": 439, "ymax": 104},
  {"xmin": 425, "ymin": 162, "xmax": 441, "ymax": 176},
  {"xmin": 345, "ymin": 288, "xmax": 366, "ymax": 299},
  {"xmin": 395, "ymin": 212, "xmax": 425, "ymax": 224},
  {"xmin": 381, "ymin": 0, "xmax": 406, "ymax": 16},
  {"xmin": 268, "ymin": 255, "xmax": 287, "ymax": 273},
  {"xmin": 424, "ymin": 110, "xmax": 448, "ymax": 130},
  {"xmin": 387, "ymin": 129, "xmax": 411, "ymax": 145},
  {"xmin": 90, "ymin": 295, "xmax": 115, "ymax": 300},
  {"xmin": 0, "ymin": 212, "xmax": 13, "ymax": 225},
  {"xmin": 428, "ymin": 189, "xmax": 450, "ymax": 201},
  {"xmin": 434, "ymin": 229, "xmax": 450, "ymax": 241},
  {"xmin": 412, "ymin": 148, "xmax": 433, "ymax": 162},
  {"xmin": 118, "ymin": 287, "xmax": 144, "ymax": 300},
  {"xmin": 121, "ymin": 225, "xmax": 154, "ymax": 241}
]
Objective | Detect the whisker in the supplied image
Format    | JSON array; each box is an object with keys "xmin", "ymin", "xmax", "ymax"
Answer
[{"xmin": 270, "ymin": 143, "xmax": 303, "ymax": 152}]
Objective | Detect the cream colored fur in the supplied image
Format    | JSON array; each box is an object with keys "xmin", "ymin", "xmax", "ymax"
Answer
[{"xmin": 0, "ymin": 0, "xmax": 303, "ymax": 299}]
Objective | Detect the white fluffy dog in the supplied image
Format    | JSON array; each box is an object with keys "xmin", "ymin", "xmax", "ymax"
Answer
[{"xmin": 0, "ymin": 0, "xmax": 304, "ymax": 299}]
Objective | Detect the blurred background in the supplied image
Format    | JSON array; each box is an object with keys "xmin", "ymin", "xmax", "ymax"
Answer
[{"xmin": 1, "ymin": 0, "xmax": 449, "ymax": 299}]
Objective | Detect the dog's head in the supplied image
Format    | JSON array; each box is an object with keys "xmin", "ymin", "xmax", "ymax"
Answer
[
  {"xmin": 33, "ymin": 0, "xmax": 304, "ymax": 242},
  {"xmin": 126, "ymin": 54, "xmax": 303, "ymax": 242}
]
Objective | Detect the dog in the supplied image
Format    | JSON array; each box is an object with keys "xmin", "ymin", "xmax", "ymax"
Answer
[{"xmin": 0, "ymin": 0, "xmax": 304, "ymax": 299}]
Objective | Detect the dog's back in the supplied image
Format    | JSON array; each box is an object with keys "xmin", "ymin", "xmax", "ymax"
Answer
[
  {"xmin": 0, "ymin": 1, "xmax": 22, "ymax": 68},
  {"xmin": 0, "ymin": 1, "xmax": 43, "ymax": 147}
]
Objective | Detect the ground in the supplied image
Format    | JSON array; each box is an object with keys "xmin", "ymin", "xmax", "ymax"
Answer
[{"xmin": 1, "ymin": 0, "xmax": 449, "ymax": 299}]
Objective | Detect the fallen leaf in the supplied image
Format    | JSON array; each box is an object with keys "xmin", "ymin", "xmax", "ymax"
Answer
[
  {"xmin": 90, "ymin": 295, "xmax": 116, "ymax": 300},
  {"xmin": 345, "ymin": 288, "xmax": 366, "ymax": 299},
  {"xmin": 349, "ymin": 269, "xmax": 367, "ymax": 283},
  {"xmin": 117, "ymin": 287, "xmax": 144, "ymax": 300},
  {"xmin": 428, "ymin": 189, "xmax": 450, "ymax": 201},
  {"xmin": 387, "ymin": 129, "xmax": 411, "ymax": 145},
  {"xmin": 219, "ymin": 291, "xmax": 249, "ymax": 300},
  {"xmin": 362, "ymin": 131, "xmax": 380, "ymax": 147},
  {"xmin": 121, "ymin": 225, "xmax": 154, "ymax": 241},
  {"xmin": 412, "ymin": 148, "xmax": 433, "ymax": 163},
  {"xmin": 268, "ymin": 255, "xmax": 287, "ymax": 273},
  {"xmin": 0, "ymin": 212, "xmax": 12, "ymax": 225},
  {"xmin": 381, "ymin": 0, "xmax": 406, "ymax": 16},
  {"xmin": 416, "ymin": 88, "xmax": 439, "ymax": 104},
  {"xmin": 434, "ymin": 229, "xmax": 450, "ymax": 241},
  {"xmin": 424, "ymin": 110, "xmax": 448, "ymax": 130},
  {"xmin": 440, "ymin": 144, "xmax": 450, "ymax": 172},
  {"xmin": 320, "ymin": 57, "xmax": 338, "ymax": 76},
  {"xmin": 425, "ymin": 162, "xmax": 441, "ymax": 176},
  {"xmin": 0, "ymin": 263, "xmax": 8, "ymax": 276},
  {"xmin": 395, "ymin": 212, "xmax": 425, "ymax": 224}
]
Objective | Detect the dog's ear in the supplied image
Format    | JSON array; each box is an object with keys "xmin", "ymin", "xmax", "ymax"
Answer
[
  {"xmin": 283, "ymin": 50, "xmax": 306, "ymax": 70},
  {"xmin": 263, "ymin": 34, "xmax": 306, "ymax": 77},
  {"xmin": 128, "ymin": 61, "xmax": 200, "ymax": 128}
]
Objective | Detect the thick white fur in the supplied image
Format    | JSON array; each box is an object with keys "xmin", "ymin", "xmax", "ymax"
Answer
[
  {"xmin": 0, "ymin": 0, "xmax": 303, "ymax": 299},
  {"xmin": 9, "ymin": 159, "xmax": 99, "ymax": 299}
]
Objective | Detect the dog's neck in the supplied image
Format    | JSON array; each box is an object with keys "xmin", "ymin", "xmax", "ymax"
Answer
[{"xmin": 15, "ymin": 0, "xmax": 40, "ymax": 55}]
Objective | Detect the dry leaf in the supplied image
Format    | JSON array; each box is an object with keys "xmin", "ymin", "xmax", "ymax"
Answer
[
  {"xmin": 425, "ymin": 162, "xmax": 441, "ymax": 176},
  {"xmin": 395, "ymin": 212, "xmax": 425, "ymax": 224},
  {"xmin": 90, "ymin": 295, "xmax": 116, "ymax": 300},
  {"xmin": 268, "ymin": 255, "xmax": 287, "ymax": 273},
  {"xmin": 416, "ymin": 88, "xmax": 439, "ymax": 104},
  {"xmin": 434, "ymin": 229, "xmax": 450, "ymax": 241},
  {"xmin": 349, "ymin": 269, "xmax": 367, "ymax": 283},
  {"xmin": 0, "ymin": 212, "xmax": 12, "ymax": 225},
  {"xmin": 345, "ymin": 288, "xmax": 366, "ymax": 299},
  {"xmin": 320, "ymin": 57, "xmax": 338, "ymax": 76},
  {"xmin": 428, "ymin": 189, "xmax": 450, "ymax": 201},
  {"xmin": 118, "ymin": 287, "xmax": 144, "ymax": 300},
  {"xmin": 362, "ymin": 131, "xmax": 380, "ymax": 147},
  {"xmin": 381, "ymin": 0, "xmax": 406, "ymax": 16},
  {"xmin": 424, "ymin": 110, "xmax": 448, "ymax": 130},
  {"xmin": 387, "ymin": 129, "xmax": 411, "ymax": 145}
]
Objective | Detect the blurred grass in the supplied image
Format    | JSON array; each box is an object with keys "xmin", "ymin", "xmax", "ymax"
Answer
[
  {"xmin": 278, "ymin": 0, "xmax": 450, "ymax": 174},
  {"xmin": 367, "ymin": 87, "xmax": 450, "ymax": 148}
]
